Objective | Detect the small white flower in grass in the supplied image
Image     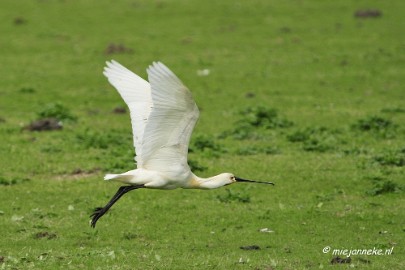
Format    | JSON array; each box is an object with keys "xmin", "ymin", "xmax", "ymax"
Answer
[
  {"xmin": 238, "ymin": 257, "xmax": 250, "ymax": 263},
  {"xmin": 197, "ymin": 69, "xmax": 210, "ymax": 76},
  {"xmin": 259, "ymin": 228, "xmax": 274, "ymax": 233},
  {"xmin": 107, "ymin": 251, "xmax": 115, "ymax": 259},
  {"xmin": 68, "ymin": 205, "xmax": 74, "ymax": 211},
  {"xmin": 11, "ymin": 215, "xmax": 24, "ymax": 222},
  {"xmin": 6, "ymin": 256, "xmax": 18, "ymax": 264}
]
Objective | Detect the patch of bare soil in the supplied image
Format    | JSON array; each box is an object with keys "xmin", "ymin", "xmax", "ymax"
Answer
[
  {"xmin": 55, "ymin": 168, "xmax": 101, "ymax": 180},
  {"xmin": 354, "ymin": 9, "xmax": 382, "ymax": 18},
  {"xmin": 113, "ymin": 106, "xmax": 126, "ymax": 114},
  {"xmin": 14, "ymin": 17, "xmax": 27, "ymax": 25},
  {"xmin": 105, "ymin": 43, "xmax": 134, "ymax": 55},
  {"xmin": 240, "ymin": 245, "xmax": 261, "ymax": 250},
  {"xmin": 34, "ymin": 232, "xmax": 57, "ymax": 240},
  {"xmin": 24, "ymin": 118, "xmax": 62, "ymax": 131},
  {"xmin": 331, "ymin": 256, "xmax": 351, "ymax": 264}
]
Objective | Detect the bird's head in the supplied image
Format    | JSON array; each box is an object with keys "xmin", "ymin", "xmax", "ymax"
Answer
[
  {"xmin": 218, "ymin": 173, "xmax": 275, "ymax": 186},
  {"xmin": 192, "ymin": 173, "xmax": 275, "ymax": 189}
]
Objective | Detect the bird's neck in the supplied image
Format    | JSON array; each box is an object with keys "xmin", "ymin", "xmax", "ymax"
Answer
[{"xmin": 187, "ymin": 174, "xmax": 226, "ymax": 189}]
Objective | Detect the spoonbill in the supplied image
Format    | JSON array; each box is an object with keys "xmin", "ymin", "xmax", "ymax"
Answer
[{"xmin": 90, "ymin": 60, "xmax": 274, "ymax": 228}]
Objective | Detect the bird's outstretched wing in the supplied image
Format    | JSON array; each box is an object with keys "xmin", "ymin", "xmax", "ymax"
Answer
[
  {"xmin": 103, "ymin": 60, "xmax": 152, "ymax": 166},
  {"xmin": 141, "ymin": 62, "xmax": 200, "ymax": 175}
]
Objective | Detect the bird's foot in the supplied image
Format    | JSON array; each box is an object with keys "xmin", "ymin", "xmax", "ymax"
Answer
[{"xmin": 90, "ymin": 207, "xmax": 105, "ymax": 228}]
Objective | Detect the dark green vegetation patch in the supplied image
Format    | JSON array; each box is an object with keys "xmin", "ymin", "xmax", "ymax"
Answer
[
  {"xmin": 220, "ymin": 106, "xmax": 293, "ymax": 139},
  {"xmin": 36, "ymin": 103, "xmax": 77, "ymax": 123}
]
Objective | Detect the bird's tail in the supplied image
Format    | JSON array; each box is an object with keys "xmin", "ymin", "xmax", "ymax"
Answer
[
  {"xmin": 104, "ymin": 173, "xmax": 134, "ymax": 183},
  {"xmin": 104, "ymin": 174, "xmax": 120, "ymax": 181}
]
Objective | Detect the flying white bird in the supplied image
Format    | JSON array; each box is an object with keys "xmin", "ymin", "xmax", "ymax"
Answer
[{"xmin": 90, "ymin": 60, "xmax": 274, "ymax": 228}]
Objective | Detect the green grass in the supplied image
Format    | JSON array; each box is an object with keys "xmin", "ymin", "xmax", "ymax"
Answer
[{"xmin": 1, "ymin": 0, "xmax": 404, "ymax": 269}]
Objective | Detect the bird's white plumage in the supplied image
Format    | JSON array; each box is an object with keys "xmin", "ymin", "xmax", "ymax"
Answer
[
  {"xmin": 103, "ymin": 60, "xmax": 151, "ymax": 166},
  {"xmin": 103, "ymin": 60, "xmax": 199, "ymax": 179},
  {"xmin": 91, "ymin": 60, "xmax": 275, "ymax": 228}
]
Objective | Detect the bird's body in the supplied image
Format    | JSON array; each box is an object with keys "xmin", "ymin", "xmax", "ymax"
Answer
[
  {"xmin": 90, "ymin": 60, "xmax": 274, "ymax": 227},
  {"xmin": 105, "ymin": 170, "xmax": 237, "ymax": 190}
]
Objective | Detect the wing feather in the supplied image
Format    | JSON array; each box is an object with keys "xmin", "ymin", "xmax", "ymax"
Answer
[
  {"xmin": 103, "ymin": 60, "xmax": 199, "ymax": 176},
  {"xmin": 103, "ymin": 60, "xmax": 152, "ymax": 166},
  {"xmin": 141, "ymin": 62, "xmax": 199, "ymax": 175}
]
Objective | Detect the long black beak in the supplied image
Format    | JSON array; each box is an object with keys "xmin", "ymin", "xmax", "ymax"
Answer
[{"xmin": 235, "ymin": 176, "xmax": 275, "ymax": 185}]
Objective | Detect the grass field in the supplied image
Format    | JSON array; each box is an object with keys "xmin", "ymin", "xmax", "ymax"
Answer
[{"xmin": 0, "ymin": 0, "xmax": 404, "ymax": 269}]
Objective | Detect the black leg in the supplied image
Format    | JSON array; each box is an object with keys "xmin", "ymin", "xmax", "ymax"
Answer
[{"xmin": 90, "ymin": 185, "xmax": 144, "ymax": 228}]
